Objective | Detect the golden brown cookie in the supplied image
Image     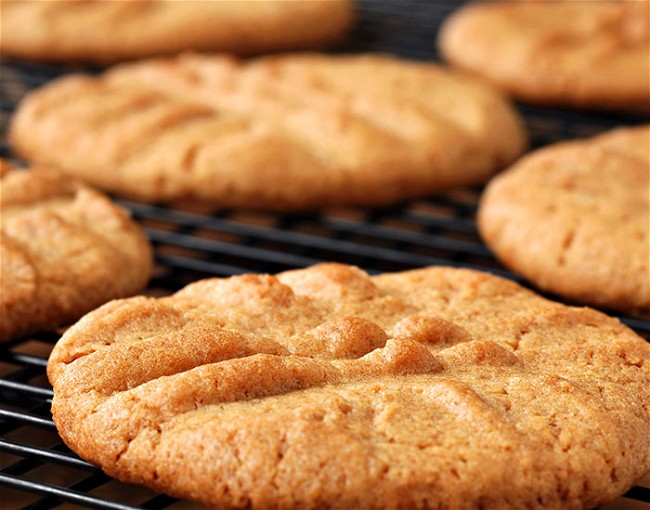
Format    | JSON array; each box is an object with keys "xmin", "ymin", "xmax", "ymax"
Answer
[
  {"xmin": 48, "ymin": 263, "xmax": 650, "ymax": 509},
  {"xmin": 9, "ymin": 53, "xmax": 528, "ymax": 210},
  {"xmin": 0, "ymin": 160, "xmax": 153, "ymax": 341},
  {"xmin": 478, "ymin": 125, "xmax": 649, "ymax": 316},
  {"xmin": 439, "ymin": 0, "xmax": 650, "ymax": 113},
  {"xmin": 0, "ymin": 0, "xmax": 354, "ymax": 63}
]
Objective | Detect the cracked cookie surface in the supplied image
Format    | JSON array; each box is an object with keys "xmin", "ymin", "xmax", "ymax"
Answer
[
  {"xmin": 439, "ymin": 0, "xmax": 650, "ymax": 112},
  {"xmin": 48, "ymin": 263, "xmax": 650, "ymax": 509},
  {"xmin": 478, "ymin": 125, "xmax": 649, "ymax": 316},
  {"xmin": 0, "ymin": 160, "xmax": 153, "ymax": 341},
  {"xmin": 0, "ymin": 0, "xmax": 353, "ymax": 63},
  {"xmin": 10, "ymin": 53, "xmax": 527, "ymax": 209}
]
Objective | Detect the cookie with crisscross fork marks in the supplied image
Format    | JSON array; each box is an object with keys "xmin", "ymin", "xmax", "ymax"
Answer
[
  {"xmin": 48, "ymin": 263, "xmax": 650, "ymax": 509},
  {"xmin": 0, "ymin": 160, "xmax": 153, "ymax": 341},
  {"xmin": 10, "ymin": 53, "xmax": 527, "ymax": 210}
]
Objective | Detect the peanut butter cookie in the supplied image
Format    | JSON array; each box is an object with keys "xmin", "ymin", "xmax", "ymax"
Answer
[
  {"xmin": 0, "ymin": 0, "xmax": 354, "ymax": 63},
  {"xmin": 10, "ymin": 53, "xmax": 527, "ymax": 210},
  {"xmin": 0, "ymin": 160, "xmax": 153, "ymax": 341},
  {"xmin": 478, "ymin": 125, "xmax": 649, "ymax": 316},
  {"xmin": 439, "ymin": 1, "xmax": 650, "ymax": 112},
  {"xmin": 48, "ymin": 263, "xmax": 650, "ymax": 509}
]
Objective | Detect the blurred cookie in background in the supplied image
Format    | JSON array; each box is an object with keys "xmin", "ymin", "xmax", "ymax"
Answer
[
  {"xmin": 9, "ymin": 53, "xmax": 527, "ymax": 210},
  {"xmin": 0, "ymin": 0, "xmax": 355, "ymax": 63},
  {"xmin": 439, "ymin": 1, "xmax": 650, "ymax": 113},
  {"xmin": 0, "ymin": 160, "xmax": 153, "ymax": 341}
]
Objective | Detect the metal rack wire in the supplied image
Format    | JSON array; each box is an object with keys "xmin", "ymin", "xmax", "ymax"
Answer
[{"xmin": 1, "ymin": 1, "xmax": 649, "ymax": 509}]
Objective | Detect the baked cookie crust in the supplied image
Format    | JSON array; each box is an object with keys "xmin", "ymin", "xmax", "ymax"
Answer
[
  {"xmin": 478, "ymin": 125, "xmax": 650, "ymax": 316},
  {"xmin": 10, "ymin": 53, "xmax": 527, "ymax": 210},
  {"xmin": 48, "ymin": 263, "xmax": 650, "ymax": 509},
  {"xmin": 0, "ymin": 0, "xmax": 354, "ymax": 63},
  {"xmin": 0, "ymin": 161, "xmax": 153, "ymax": 341},
  {"xmin": 439, "ymin": 1, "xmax": 650, "ymax": 113}
]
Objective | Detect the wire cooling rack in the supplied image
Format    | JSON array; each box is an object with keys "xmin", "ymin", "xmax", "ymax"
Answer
[{"xmin": 1, "ymin": 1, "xmax": 649, "ymax": 509}]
